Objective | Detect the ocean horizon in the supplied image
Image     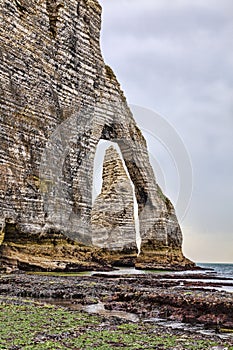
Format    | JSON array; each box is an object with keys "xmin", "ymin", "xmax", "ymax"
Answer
[{"xmin": 196, "ymin": 262, "xmax": 233, "ymax": 278}]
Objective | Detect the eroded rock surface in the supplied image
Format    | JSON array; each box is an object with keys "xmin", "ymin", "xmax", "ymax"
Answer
[
  {"xmin": 1, "ymin": 272, "xmax": 232, "ymax": 331},
  {"xmin": 92, "ymin": 146, "xmax": 137, "ymax": 253},
  {"xmin": 0, "ymin": 0, "xmax": 194, "ymax": 271}
]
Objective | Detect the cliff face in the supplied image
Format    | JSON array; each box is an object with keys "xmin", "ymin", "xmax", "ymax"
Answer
[
  {"xmin": 0, "ymin": 0, "xmax": 194, "ymax": 271},
  {"xmin": 92, "ymin": 146, "xmax": 137, "ymax": 252}
]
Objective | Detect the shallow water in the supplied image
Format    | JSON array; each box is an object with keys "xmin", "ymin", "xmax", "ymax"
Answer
[
  {"xmin": 37, "ymin": 297, "xmax": 233, "ymax": 341},
  {"xmin": 84, "ymin": 302, "xmax": 139, "ymax": 322},
  {"xmin": 37, "ymin": 298, "xmax": 139, "ymax": 323},
  {"xmin": 162, "ymin": 278, "xmax": 233, "ymax": 293},
  {"xmin": 26, "ymin": 267, "xmax": 173, "ymax": 278},
  {"xmin": 26, "ymin": 271, "xmax": 92, "ymax": 277},
  {"xmin": 144, "ymin": 318, "xmax": 233, "ymax": 341},
  {"xmin": 91, "ymin": 268, "xmax": 233, "ymax": 293},
  {"xmin": 26, "ymin": 266, "xmax": 233, "ymax": 293},
  {"xmin": 91, "ymin": 267, "xmax": 146, "ymax": 276}
]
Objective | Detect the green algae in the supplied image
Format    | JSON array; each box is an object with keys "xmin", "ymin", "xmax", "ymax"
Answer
[
  {"xmin": 0, "ymin": 297, "xmax": 232, "ymax": 349},
  {"xmin": 26, "ymin": 271, "xmax": 92, "ymax": 277}
]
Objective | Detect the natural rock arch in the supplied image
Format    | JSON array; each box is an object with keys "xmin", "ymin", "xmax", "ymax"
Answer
[
  {"xmin": 0, "ymin": 0, "xmax": 193, "ymax": 271},
  {"xmin": 39, "ymin": 102, "xmax": 184, "ymax": 254}
]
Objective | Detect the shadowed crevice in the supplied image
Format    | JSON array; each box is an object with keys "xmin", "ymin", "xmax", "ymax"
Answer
[
  {"xmin": 14, "ymin": 0, "xmax": 29, "ymax": 13},
  {"xmin": 46, "ymin": 0, "xmax": 63, "ymax": 38}
]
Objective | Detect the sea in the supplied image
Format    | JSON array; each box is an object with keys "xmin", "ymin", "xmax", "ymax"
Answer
[
  {"xmin": 89, "ymin": 263, "xmax": 233, "ymax": 280},
  {"xmin": 196, "ymin": 262, "xmax": 233, "ymax": 279}
]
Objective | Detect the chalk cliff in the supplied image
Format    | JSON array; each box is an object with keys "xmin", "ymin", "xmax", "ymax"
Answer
[
  {"xmin": 0, "ymin": 0, "xmax": 194, "ymax": 271},
  {"xmin": 92, "ymin": 146, "xmax": 137, "ymax": 252}
]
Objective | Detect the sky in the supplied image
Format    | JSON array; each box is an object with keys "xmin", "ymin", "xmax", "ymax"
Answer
[{"xmin": 97, "ymin": 0, "xmax": 233, "ymax": 263}]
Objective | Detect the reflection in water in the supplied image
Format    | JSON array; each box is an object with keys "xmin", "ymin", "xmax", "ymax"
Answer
[
  {"xmin": 37, "ymin": 298, "xmax": 139, "ymax": 323},
  {"xmin": 144, "ymin": 318, "xmax": 233, "ymax": 341},
  {"xmin": 84, "ymin": 302, "xmax": 139, "ymax": 322}
]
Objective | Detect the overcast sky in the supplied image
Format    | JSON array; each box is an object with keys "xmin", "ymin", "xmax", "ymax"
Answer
[{"xmin": 97, "ymin": 0, "xmax": 233, "ymax": 263}]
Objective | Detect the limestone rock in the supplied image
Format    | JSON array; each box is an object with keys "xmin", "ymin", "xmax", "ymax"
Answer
[
  {"xmin": 0, "ymin": 0, "xmax": 194, "ymax": 270},
  {"xmin": 0, "ymin": 222, "xmax": 113, "ymax": 273},
  {"xmin": 92, "ymin": 146, "xmax": 137, "ymax": 252}
]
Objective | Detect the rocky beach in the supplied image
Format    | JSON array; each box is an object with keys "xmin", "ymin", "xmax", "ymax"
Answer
[{"xmin": 0, "ymin": 268, "xmax": 232, "ymax": 349}]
